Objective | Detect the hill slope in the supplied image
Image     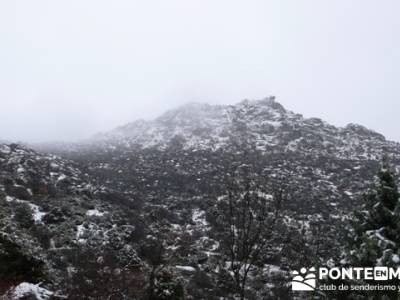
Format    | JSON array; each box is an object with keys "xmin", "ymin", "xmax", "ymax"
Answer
[
  {"xmin": 3, "ymin": 97, "xmax": 399, "ymax": 299},
  {"xmin": 94, "ymin": 97, "xmax": 399, "ymax": 161}
]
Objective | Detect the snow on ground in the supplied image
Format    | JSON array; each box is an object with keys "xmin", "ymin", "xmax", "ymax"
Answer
[
  {"xmin": 393, "ymin": 254, "xmax": 400, "ymax": 264},
  {"xmin": 262, "ymin": 264, "xmax": 286, "ymax": 276},
  {"xmin": 0, "ymin": 144, "xmax": 11, "ymax": 154},
  {"xmin": 76, "ymin": 224, "xmax": 86, "ymax": 242},
  {"xmin": 8, "ymin": 282, "xmax": 53, "ymax": 300},
  {"xmin": 29, "ymin": 203, "xmax": 46, "ymax": 222},
  {"xmin": 175, "ymin": 265, "xmax": 196, "ymax": 272},
  {"xmin": 5, "ymin": 196, "xmax": 46, "ymax": 222},
  {"xmin": 170, "ymin": 223, "xmax": 182, "ymax": 230},
  {"xmin": 191, "ymin": 209, "xmax": 208, "ymax": 227},
  {"xmin": 5, "ymin": 195, "xmax": 14, "ymax": 202},
  {"xmin": 344, "ymin": 191, "xmax": 353, "ymax": 196},
  {"xmin": 86, "ymin": 209, "xmax": 106, "ymax": 217},
  {"xmin": 57, "ymin": 174, "xmax": 67, "ymax": 182}
]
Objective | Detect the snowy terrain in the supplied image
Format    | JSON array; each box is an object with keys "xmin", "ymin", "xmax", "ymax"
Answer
[{"xmin": 1, "ymin": 98, "xmax": 399, "ymax": 299}]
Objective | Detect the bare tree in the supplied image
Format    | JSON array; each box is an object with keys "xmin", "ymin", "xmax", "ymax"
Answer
[
  {"xmin": 217, "ymin": 177, "xmax": 283, "ymax": 300},
  {"xmin": 139, "ymin": 236, "xmax": 166, "ymax": 300}
]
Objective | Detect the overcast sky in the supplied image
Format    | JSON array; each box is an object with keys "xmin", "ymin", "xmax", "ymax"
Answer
[{"xmin": 1, "ymin": 0, "xmax": 399, "ymax": 143}]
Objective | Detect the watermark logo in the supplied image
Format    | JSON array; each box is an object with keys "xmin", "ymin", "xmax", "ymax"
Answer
[
  {"xmin": 291, "ymin": 266, "xmax": 400, "ymax": 293},
  {"xmin": 291, "ymin": 267, "xmax": 317, "ymax": 291}
]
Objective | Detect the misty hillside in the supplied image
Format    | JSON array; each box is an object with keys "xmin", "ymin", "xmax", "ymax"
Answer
[
  {"xmin": 43, "ymin": 97, "xmax": 400, "ymax": 160},
  {"xmin": 1, "ymin": 98, "xmax": 400, "ymax": 299}
]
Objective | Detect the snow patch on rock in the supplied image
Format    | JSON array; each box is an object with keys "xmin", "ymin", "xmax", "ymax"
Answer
[{"xmin": 6, "ymin": 282, "xmax": 53, "ymax": 300}]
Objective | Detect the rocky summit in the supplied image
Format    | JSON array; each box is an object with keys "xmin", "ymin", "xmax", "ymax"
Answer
[{"xmin": 1, "ymin": 98, "xmax": 400, "ymax": 299}]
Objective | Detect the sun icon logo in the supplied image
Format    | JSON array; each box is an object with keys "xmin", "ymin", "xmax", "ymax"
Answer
[{"xmin": 291, "ymin": 267, "xmax": 317, "ymax": 291}]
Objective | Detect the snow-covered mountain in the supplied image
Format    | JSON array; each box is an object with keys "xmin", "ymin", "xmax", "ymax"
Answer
[
  {"xmin": 93, "ymin": 97, "xmax": 400, "ymax": 161},
  {"xmin": 2, "ymin": 97, "xmax": 400, "ymax": 299}
]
